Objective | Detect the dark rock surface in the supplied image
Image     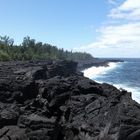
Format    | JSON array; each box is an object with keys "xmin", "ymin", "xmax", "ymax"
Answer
[{"xmin": 0, "ymin": 60, "xmax": 139, "ymax": 140}]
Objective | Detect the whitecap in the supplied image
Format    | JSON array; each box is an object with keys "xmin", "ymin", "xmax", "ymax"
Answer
[{"xmin": 82, "ymin": 62, "xmax": 121, "ymax": 79}]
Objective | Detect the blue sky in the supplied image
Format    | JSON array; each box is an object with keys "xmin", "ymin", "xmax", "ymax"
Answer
[{"xmin": 0, "ymin": 0, "xmax": 140, "ymax": 57}]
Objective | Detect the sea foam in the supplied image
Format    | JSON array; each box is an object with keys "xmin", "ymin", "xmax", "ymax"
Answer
[{"xmin": 83, "ymin": 62, "xmax": 118, "ymax": 79}]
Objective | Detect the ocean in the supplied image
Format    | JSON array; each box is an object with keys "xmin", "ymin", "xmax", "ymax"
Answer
[{"xmin": 83, "ymin": 58, "xmax": 140, "ymax": 103}]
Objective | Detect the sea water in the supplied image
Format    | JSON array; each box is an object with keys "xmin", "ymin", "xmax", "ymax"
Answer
[{"xmin": 83, "ymin": 58, "xmax": 140, "ymax": 103}]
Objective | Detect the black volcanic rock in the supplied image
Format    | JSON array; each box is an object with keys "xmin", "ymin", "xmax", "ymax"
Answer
[{"xmin": 0, "ymin": 60, "xmax": 139, "ymax": 140}]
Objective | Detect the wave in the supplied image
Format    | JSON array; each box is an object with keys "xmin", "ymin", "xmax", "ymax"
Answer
[
  {"xmin": 83, "ymin": 62, "xmax": 120, "ymax": 79},
  {"xmin": 83, "ymin": 62, "xmax": 140, "ymax": 103}
]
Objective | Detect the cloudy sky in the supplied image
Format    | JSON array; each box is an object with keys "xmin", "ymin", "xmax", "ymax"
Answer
[
  {"xmin": 0, "ymin": 0, "xmax": 140, "ymax": 58},
  {"xmin": 75, "ymin": 0, "xmax": 140, "ymax": 58}
]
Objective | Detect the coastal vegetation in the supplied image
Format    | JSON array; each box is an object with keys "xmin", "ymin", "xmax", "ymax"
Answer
[{"xmin": 0, "ymin": 35, "xmax": 93, "ymax": 61}]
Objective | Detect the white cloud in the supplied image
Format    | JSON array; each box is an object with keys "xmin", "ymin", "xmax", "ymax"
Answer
[
  {"xmin": 75, "ymin": 0, "xmax": 140, "ymax": 57},
  {"xmin": 120, "ymin": 0, "xmax": 140, "ymax": 10},
  {"xmin": 108, "ymin": 0, "xmax": 117, "ymax": 5},
  {"xmin": 76, "ymin": 23, "xmax": 140, "ymax": 50},
  {"xmin": 109, "ymin": 0, "xmax": 140, "ymax": 20}
]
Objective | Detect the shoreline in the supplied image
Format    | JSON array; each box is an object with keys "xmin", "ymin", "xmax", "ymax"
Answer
[
  {"xmin": 83, "ymin": 60, "xmax": 140, "ymax": 103},
  {"xmin": 77, "ymin": 58, "xmax": 123, "ymax": 71}
]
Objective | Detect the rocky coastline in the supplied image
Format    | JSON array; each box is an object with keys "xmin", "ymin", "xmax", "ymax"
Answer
[{"xmin": 0, "ymin": 60, "xmax": 140, "ymax": 140}]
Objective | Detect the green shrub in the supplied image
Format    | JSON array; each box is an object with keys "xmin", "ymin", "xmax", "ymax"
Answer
[{"xmin": 0, "ymin": 50, "xmax": 11, "ymax": 61}]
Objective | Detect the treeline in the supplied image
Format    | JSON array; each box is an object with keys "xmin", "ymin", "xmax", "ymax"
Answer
[{"xmin": 0, "ymin": 36, "xmax": 93, "ymax": 61}]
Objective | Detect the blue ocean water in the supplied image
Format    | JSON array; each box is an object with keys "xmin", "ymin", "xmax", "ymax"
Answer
[{"xmin": 83, "ymin": 58, "xmax": 140, "ymax": 103}]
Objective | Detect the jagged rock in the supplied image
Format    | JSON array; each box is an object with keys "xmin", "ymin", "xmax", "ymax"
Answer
[
  {"xmin": 0, "ymin": 103, "xmax": 20, "ymax": 128},
  {"xmin": 18, "ymin": 114, "xmax": 56, "ymax": 130},
  {"xmin": 0, "ymin": 126, "xmax": 25, "ymax": 140},
  {"xmin": 0, "ymin": 60, "xmax": 139, "ymax": 140}
]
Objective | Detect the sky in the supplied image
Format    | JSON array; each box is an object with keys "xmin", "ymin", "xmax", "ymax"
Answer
[{"xmin": 0, "ymin": 0, "xmax": 140, "ymax": 58}]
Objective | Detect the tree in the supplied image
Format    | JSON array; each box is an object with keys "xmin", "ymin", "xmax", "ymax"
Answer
[
  {"xmin": 0, "ymin": 35, "xmax": 14, "ymax": 46},
  {"xmin": 22, "ymin": 36, "xmax": 36, "ymax": 49},
  {"xmin": 0, "ymin": 35, "xmax": 94, "ymax": 61}
]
